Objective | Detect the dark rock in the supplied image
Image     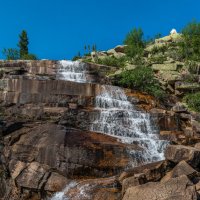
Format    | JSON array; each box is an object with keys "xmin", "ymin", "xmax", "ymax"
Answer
[
  {"xmin": 44, "ymin": 172, "xmax": 69, "ymax": 192},
  {"xmin": 161, "ymin": 160, "xmax": 199, "ymax": 182},
  {"xmin": 160, "ymin": 131, "xmax": 187, "ymax": 144},
  {"xmin": 165, "ymin": 145, "xmax": 200, "ymax": 168},
  {"xmin": 172, "ymin": 102, "xmax": 188, "ymax": 113},
  {"xmin": 175, "ymin": 81, "xmax": 200, "ymax": 92},
  {"xmin": 15, "ymin": 162, "xmax": 50, "ymax": 190},
  {"xmin": 118, "ymin": 161, "xmax": 171, "ymax": 184},
  {"xmin": 122, "ymin": 173, "xmax": 146, "ymax": 195},
  {"xmin": 192, "ymin": 120, "xmax": 200, "ymax": 135}
]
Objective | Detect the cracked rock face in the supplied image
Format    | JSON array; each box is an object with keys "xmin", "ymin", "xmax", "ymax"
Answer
[
  {"xmin": 123, "ymin": 175, "xmax": 197, "ymax": 200},
  {"xmin": 1, "ymin": 123, "xmax": 132, "ymax": 199}
]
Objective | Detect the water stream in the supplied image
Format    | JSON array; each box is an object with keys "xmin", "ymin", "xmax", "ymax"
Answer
[{"xmin": 56, "ymin": 60, "xmax": 88, "ymax": 82}]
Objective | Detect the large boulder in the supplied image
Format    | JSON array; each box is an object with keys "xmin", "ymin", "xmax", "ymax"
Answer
[
  {"xmin": 159, "ymin": 70, "xmax": 181, "ymax": 84},
  {"xmin": 122, "ymin": 173, "xmax": 146, "ymax": 195},
  {"xmin": 15, "ymin": 162, "xmax": 50, "ymax": 190},
  {"xmin": 165, "ymin": 145, "xmax": 200, "ymax": 168},
  {"xmin": 161, "ymin": 160, "xmax": 199, "ymax": 182},
  {"xmin": 192, "ymin": 120, "xmax": 200, "ymax": 135},
  {"xmin": 44, "ymin": 172, "xmax": 68, "ymax": 192},
  {"xmin": 123, "ymin": 175, "xmax": 197, "ymax": 200},
  {"xmin": 155, "ymin": 33, "xmax": 182, "ymax": 44},
  {"xmin": 175, "ymin": 81, "xmax": 200, "ymax": 92},
  {"xmin": 152, "ymin": 63, "xmax": 182, "ymax": 71},
  {"xmin": 119, "ymin": 161, "xmax": 170, "ymax": 184},
  {"xmin": 114, "ymin": 45, "xmax": 126, "ymax": 53},
  {"xmin": 172, "ymin": 102, "xmax": 188, "ymax": 113}
]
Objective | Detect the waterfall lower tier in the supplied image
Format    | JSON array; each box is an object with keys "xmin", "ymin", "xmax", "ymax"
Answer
[
  {"xmin": 90, "ymin": 85, "xmax": 167, "ymax": 166},
  {"xmin": 56, "ymin": 60, "xmax": 88, "ymax": 82}
]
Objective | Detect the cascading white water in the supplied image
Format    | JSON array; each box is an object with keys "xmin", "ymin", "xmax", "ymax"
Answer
[
  {"xmin": 90, "ymin": 85, "xmax": 167, "ymax": 166},
  {"xmin": 56, "ymin": 60, "xmax": 87, "ymax": 82}
]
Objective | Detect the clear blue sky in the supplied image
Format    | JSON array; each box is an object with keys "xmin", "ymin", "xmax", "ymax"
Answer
[{"xmin": 0, "ymin": 0, "xmax": 199, "ymax": 60}]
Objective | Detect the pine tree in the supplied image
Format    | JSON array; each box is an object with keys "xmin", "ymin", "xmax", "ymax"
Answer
[{"xmin": 18, "ymin": 30, "xmax": 29, "ymax": 58}]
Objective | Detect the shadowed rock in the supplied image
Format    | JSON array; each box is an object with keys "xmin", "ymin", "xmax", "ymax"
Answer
[{"xmin": 161, "ymin": 160, "xmax": 199, "ymax": 182}]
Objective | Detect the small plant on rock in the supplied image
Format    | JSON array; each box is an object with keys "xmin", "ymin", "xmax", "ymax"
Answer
[{"xmin": 183, "ymin": 92, "xmax": 200, "ymax": 112}]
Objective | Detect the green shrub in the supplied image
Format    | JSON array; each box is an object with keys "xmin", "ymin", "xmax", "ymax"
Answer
[
  {"xmin": 18, "ymin": 30, "xmax": 29, "ymax": 58},
  {"xmin": 183, "ymin": 92, "xmax": 200, "ymax": 112},
  {"xmin": 179, "ymin": 21, "xmax": 200, "ymax": 61},
  {"xmin": 96, "ymin": 56, "xmax": 127, "ymax": 68},
  {"xmin": 183, "ymin": 73, "xmax": 198, "ymax": 83},
  {"xmin": 185, "ymin": 60, "xmax": 200, "ymax": 74},
  {"xmin": 124, "ymin": 28, "xmax": 145, "ymax": 58},
  {"xmin": 21, "ymin": 53, "xmax": 37, "ymax": 60},
  {"xmin": 72, "ymin": 55, "xmax": 81, "ymax": 61},
  {"xmin": 118, "ymin": 66, "xmax": 165, "ymax": 99},
  {"xmin": 2, "ymin": 48, "xmax": 20, "ymax": 60},
  {"xmin": 149, "ymin": 55, "xmax": 167, "ymax": 64},
  {"xmin": 151, "ymin": 45, "xmax": 168, "ymax": 55},
  {"xmin": 131, "ymin": 56, "xmax": 145, "ymax": 65}
]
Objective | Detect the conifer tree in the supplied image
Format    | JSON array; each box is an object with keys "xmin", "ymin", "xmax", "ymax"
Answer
[{"xmin": 18, "ymin": 30, "xmax": 29, "ymax": 58}]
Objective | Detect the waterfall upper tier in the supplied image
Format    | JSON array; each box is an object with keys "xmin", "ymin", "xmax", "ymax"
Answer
[{"xmin": 56, "ymin": 60, "xmax": 88, "ymax": 82}]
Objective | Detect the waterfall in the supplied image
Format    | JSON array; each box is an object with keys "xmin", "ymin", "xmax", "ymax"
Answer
[
  {"xmin": 90, "ymin": 85, "xmax": 167, "ymax": 166},
  {"xmin": 56, "ymin": 60, "xmax": 87, "ymax": 82},
  {"xmin": 53, "ymin": 62, "xmax": 168, "ymax": 199}
]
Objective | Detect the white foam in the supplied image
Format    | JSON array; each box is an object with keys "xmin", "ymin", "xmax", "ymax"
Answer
[{"xmin": 56, "ymin": 60, "xmax": 87, "ymax": 82}]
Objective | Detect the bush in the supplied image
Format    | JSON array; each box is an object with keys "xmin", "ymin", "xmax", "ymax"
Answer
[
  {"xmin": 151, "ymin": 45, "xmax": 168, "ymax": 55},
  {"xmin": 118, "ymin": 66, "xmax": 165, "ymax": 99},
  {"xmin": 124, "ymin": 28, "xmax": 145, "ymax": 58},
  {"xmin": 179, "ymin": 21, "xmax": 200, "ymax": 61},
  {"xmin": 96, "ymin": 56, "xmax": 127, "ymax": 68},
  {"xmin": 2, "ymin": 48, "xmax": 20, "ymax": 60},
  {"xmin": 183, "ymin": 73, "xmax": 198, "ymax": 83},
  {"xmin": 185, "ymin": 60, "xmax": 200, "ymax": 74},
  {"xmin": 183, "ymin": 92, "xmax": 200, "ymax": 112},
  {"xmin": 149, "ymin": 55, "xmax": 167, "ymax": 64},
  {"xmin": 21, "ymin": 53, "xmax": 37, "ymax": 60},
  {"xmin": 72, "ymin": 55, "xmax": 81, "ymax": 61}
]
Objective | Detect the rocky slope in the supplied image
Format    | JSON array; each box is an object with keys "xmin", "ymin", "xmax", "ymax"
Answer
[{"xmin": 0, "ymin": 35, "xmax": 200, "ymax": 200}]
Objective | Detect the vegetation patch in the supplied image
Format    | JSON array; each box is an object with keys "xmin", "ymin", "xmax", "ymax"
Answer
[
  {"xmin": 96, "ymin": 56, "xmax": 127, "ymax": 68},
  {"xmin": 183, "ymin": 92, "xmax": 200, "ymax": 112},
  {"xmin": 118, "ymin": 66, "xmax": 165, "ymax": 99}
]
